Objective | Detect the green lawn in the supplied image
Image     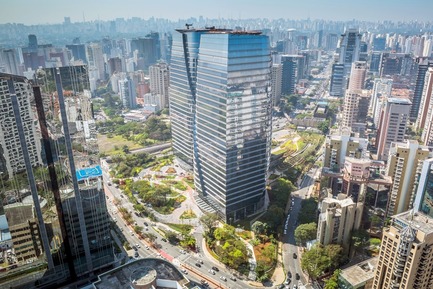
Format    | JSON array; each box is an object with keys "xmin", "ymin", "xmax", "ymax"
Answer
[{"xmin": 97, "ymin": 134, "xmax": 143, "ymax": 154}]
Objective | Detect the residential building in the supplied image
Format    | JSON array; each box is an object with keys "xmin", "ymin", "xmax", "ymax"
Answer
[
  {"xmin": 372, "ymin": 211, "xmax": 433, "ymax": 289},
  {"xmin": 369, "ymin": 51, "xmax": 382, "ymax": 74},
  {"xmin": 376, "ymin": 97, "xmax": 411, "ymax": 161},
  {"xmin": 0, "ymin": 49, "xmax": 20, "ymax": 75},
  {"xmin": 149, "ymin": 61, "xmax": 170, "ymax": 109},
  {"xmin": 118, "ymin": 75, "xmax": 137, "ymax": 109},
  {"xmin": 371, "ymin": 78, "xmax": 393, "ymax": 128},
  {"xmin": 0, "ymin": 68, "xmax": 114, "ymax": 288},
  {"xmin": 271, "ymin": 64, "xmax": 282, "ymax": 106},
  {"xmin": 347, "ymin": 61, "xmax": 367, "ymax": 92},
  {"xmin": 341, "ymin": 90, "xmax": 370, "ymax": 136},
  {"xmin": 170, "ymin": 27, "xmax": 272, "ymax": 221},
  {"xmin": 317, "ymin": 193, "xmax": 363, "ymax": 253},
  {"xmin": 339, "ymin": 257, "xmax": 378, "ymax": 289},
  {"xmin": 323, "ymin": 130, "xmax": 369, "ymax": 171},
  {"xmin": 87, "ymin": 43, "xmax": 105, "ymax": 81},
  {"xmin": 385, "ymin": 140, "xmax": 432, "ymax": 217}
]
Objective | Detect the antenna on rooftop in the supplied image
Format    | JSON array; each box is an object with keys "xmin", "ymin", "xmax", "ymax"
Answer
[{"xmin": 185, "ymin": 23, "xmax": 193, "ymax": 30}]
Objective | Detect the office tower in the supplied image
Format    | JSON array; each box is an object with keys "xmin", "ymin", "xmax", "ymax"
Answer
[
  {"xmin": 373, "ymin": 37, "xmax": 386, "ymax": 51},
  {"xmin": 412, "ymin": 59, "xmax": 433, "ymax": 122},
  {"xmin": 376, "ymin": 97, "xmax": 411, "ymax": 160},
  {"xmin": 87, "ymin": 43, "xmax": 105, "ymax": 81},
  {"xmin": 339, "ymin": 28, "xmax": 361, "ymax": 71},
  {"xmin": 107, "ymin": 57, "xmax": 123, "ymax": 75},
  {"xmin": 369, "ymin": 51, "xmax": 382, "ymax": 73},
  {"xmin": 0, "ymin": 68, "xmax": 113, "ymax": 288},
  {"xmin": 0, "ymin": 49, "xmax": 20, "ymax": 75},
  {"xmin": 414, "ymin": 158, "xmax": 433, "ymax": 217},
  {"xmin": 149, "ymin": 62, "xmax": 170, "ymax": 109},
  {"xmin": 323, "ymin": 130, "xmax": 369, "ymax": 172},
  {"xmin": 131, "ymin": 33, "xmax": 160, "ymax": 71},
  {"xmin": 325, "ymin": 33, "xmax": 338, "ymax": 51},
  {"xmin": 385, "ymin": 140, "xmax": 431, "ymax": 217},
  {"xmin": 317, "ymin": 193, "xmax": 362, "ymax": 253},
  {"xmin": 380, "ymin": 53, "xmax": 414, "ymax": 77},
  {"xmin": 28, "ymin": 34, "xmax": 38, "ymax": 52},
  {"xmin": 170, "ymin": 27, "xmax": 272, "ymax": 221},
  {"xmin": 118, "ymin": 75, "xmax": 137, "ymax": 108},
  {"xmin": 371, "ymin": 78, "xmax": 393, "ymax": 127},
  {"xmin": 66, "ymin": 44, "xmax": 87, "ymax": 63},
  {"xmin": 330, "ymin": 63, "xmax": 345, "ymax": 97},
  {"xmin": 347, "ymin": 61, "xmax": 367, "ymax": 91},
  {"xmin": 281, "ymin": 55, "xmax": 297, "ymax": 95},
  {"xmin": 372, "ymin": 211, "xmax": 433, "ymax": 289},
  {"xmin": 417, "ymin": 67, "xmax": 433, "ymax": 130},
  {"xmin": 271, "ymin": 64, "xmax": 282, "ymax": 106}
]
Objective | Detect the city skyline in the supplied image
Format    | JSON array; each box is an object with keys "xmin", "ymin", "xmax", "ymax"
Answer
[{"xmin": 1, "ymin": 0, "xmax": 433, "ymax": 25}]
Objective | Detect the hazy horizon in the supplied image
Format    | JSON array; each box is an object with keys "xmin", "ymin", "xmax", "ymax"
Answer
[{"xmin": 1, "ymin": 0, "xmax": 432, "ymax": 25}]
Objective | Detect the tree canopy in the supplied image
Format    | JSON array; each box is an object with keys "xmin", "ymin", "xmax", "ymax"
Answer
[
  {"xmin": 301, "ymin": 244, "xmax": 343, "ymax": 280},
  {"xmin": 294, "ymin": 222, "xmax": 317, "ymax": 246}
]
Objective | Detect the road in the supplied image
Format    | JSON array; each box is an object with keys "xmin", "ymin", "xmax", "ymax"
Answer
[
  {"xmin": 281, "ymin": 166, "xmax": 319, "ymax": 289},
  {"xmin": 102, "ymin": 164, "xmax": 249, "ymax": 289},
  {"xmin": 130, "ymin": 142, "xmax": 171, "ymax": 154}
]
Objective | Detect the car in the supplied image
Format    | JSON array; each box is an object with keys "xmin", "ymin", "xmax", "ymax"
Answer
[
  {"xmin": 145, "ymin": 245, "xmax": 149, "ymax": 250},
  {"xmin": 208, "ymin": 269, "xmax": 215, "ymax": 275},
  {"xmin": 181, "ymin": 269, "xmax": 188, "ymax": 274},
  {"xmin": 108, "ymin": 182, "xmax": 112, "ymax": 186},
  {"xmin": 134, "ymin": 252, "xmax": 139, "ymax": 258},
  {"xmin": 293, "ymin": 253, "xmax": 297, "ymax": 259},
  {"xmin": 211, "ymin": 266, "xmax": 219, "ymax": 272},
  {"xmin": 278, "ymin": 284, "xmax": 285, "ymax": 289},
  {"xmin": 295, "ymin": 273, "xmax": 300, "ymax": 280},
  {"xmin": 200, "ymin": 279, "xmax": 206, "ymax": 284},
  {"xmin": 161, "ymin": 238, "xmax": 167, "ymax": 242},
  {"xmin": 287, "ymin": 271, "xmax": 292, "ymax": 278},
  {"xmin": 230, "ymin": 276, "xmax": 237, "ymax": 281},
  {"xmin": 132, "ymin": 245, "xmax": 137, "ymax": 251},
  {"xmin": 136, "ymin": 244, "xmax": 140, "ymax": 248},
  {"xmin": 285, "ymin": 279, "xmax": 291, "ymax": 285},
  {"xmin": 220, "ymin": 276, "xmax": 227, "ymax": 281},
  {"xmin": 284, "ymin": 229, "xmax": 287, "ymax": 235},
  {"xmin": 199, "ymin": 259, "xmax": 204, "ymax": 264},
  {"xmin": 143, "ymin": 222, "xmax": 148, "ymax": 226},
  {"xmin": 195, "ymin": 263, "xmax": 201, "ymax": 267}
]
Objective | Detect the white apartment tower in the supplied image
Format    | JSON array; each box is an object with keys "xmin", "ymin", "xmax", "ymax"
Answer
[{"xmin": 149, "ymin": 62, "xmax": 170, "ymax": 109}]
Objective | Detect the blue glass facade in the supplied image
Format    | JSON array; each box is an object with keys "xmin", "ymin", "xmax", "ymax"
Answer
[{"xmin": 170, "ymin": 29, "xmax": 272, "ymax": 221}]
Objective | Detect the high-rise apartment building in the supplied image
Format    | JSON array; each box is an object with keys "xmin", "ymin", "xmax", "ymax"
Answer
[
  {"xmin": 0, "ymin": 49, "xmax": 20, "ymax": 75},
  {"xmin": 323, "ymin": 130, "xmax": 369, "ymax": 171},
  {"xmin": 371, "ymin": 78, "xmax": 393, "ymax": 128},
  {"xmin": 87, "ymin": 43, "xmax": 105, "ymax": 81},
  {"xmin": 385, "ymin": 140, "xmax": 432, "ymax": 217},
  {"xmin": 369, "ymin": 51, "xmax": 382, "ymax": 74},
  {"xmin": 271, "ymin": 64, "xmax": 282, "ymax": 106},
  {"xmin": 341, "ymin": 90, "xmax": 370, "ymax": 136},
  {"xmin": 376, "ymin": 97, "xmax": 411, "ymax": 160},
  {"xmin": 118, "ymin": 75, "xmax": 137, "ymax": 108},
  {"xmin": 372, "ymin": 211, "xmax": 433, "ymax": 289},
  {"xmin": 149, "ymin": 62, "xmax": 170, "ymax": 109},
  {"xmin": 0, "ymin": 68, "xmax": 113, "ymax": 288},
  {"xmin": 347, "ymin": 61, "xmax": 367, "ymax": 91},
  {"xmin": 170, "ymin": 27, "xmax": 272, "ymax": 221},
  {"xmin": 317, "ymin": 193, "xmax": 363, "ymax": 253}
]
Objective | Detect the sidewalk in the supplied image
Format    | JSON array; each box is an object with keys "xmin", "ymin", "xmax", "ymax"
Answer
[{"xmin": 270, "ymin": 241, "xmax": 287, "ymax": 286}]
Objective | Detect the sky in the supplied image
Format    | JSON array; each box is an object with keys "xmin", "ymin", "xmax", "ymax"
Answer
[{"xmin": 1, "ymin": 0, "xmax": 432, "ymax": 25}]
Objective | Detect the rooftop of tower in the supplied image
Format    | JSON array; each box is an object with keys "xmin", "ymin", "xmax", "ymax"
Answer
[
  {"xmin": 176, "ymin": 24, "xmax": 262, "ymax": 35},
  {"xmin": 393, "ymin": 210, "xmax": 433, "ymax": 234}
]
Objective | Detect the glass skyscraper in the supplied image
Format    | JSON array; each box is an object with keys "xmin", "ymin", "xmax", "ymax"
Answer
[
  {"xmin": 170, "ymin": 27, "xmax": 272, "ymax": 221},
  {"xmin": 0, "ymin": 66, "xmax": 113, "ymax": 288}
]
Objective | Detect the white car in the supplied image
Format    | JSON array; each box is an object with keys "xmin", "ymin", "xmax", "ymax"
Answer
[
  {"xmin": 284, "ymin": 229, "xmax": 287, "ymax": 235},
  {"xmin": 220, "ymin": 276, "xmax": 227, "ymax": 281}
]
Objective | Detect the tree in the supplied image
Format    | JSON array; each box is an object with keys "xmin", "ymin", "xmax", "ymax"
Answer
[
  {"xmin": 165, "ymin": 230, "xmax": 179, "ymax": 244},
  {"xmin": 324, "ymin": 269, "xmax": 341, "ymax": 289},
  {"xmin": 143, "ymin": 232, "xmax": 157, "ymax": 244},
  {"xmin": 301, "ymin": 244, "xmax": 343, "ymax": 280},
  {"xmin": 200, "ymin": 213, "xmax": 219, "ymax": 236},
  {"xmin": 251, "ymin": 221, "xmax": 267, "ymax": 236},
  {"xmin": 318, "ymin": 120, "xmax": 330, "ymax": 134},
  {"xmin": 134, "ymin": 225, "xmax": 143, "ymax": 236},
  {"xmin": 294, "ymin": 222, "xmax": 317, "ymax": 246},
  {"xmin": 298, "ymin": 198, "xmax": 318, "ymax": 225},
  {"xmin": 351, "ymin": 229, "xmax": 370, "ymax": 254}
]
